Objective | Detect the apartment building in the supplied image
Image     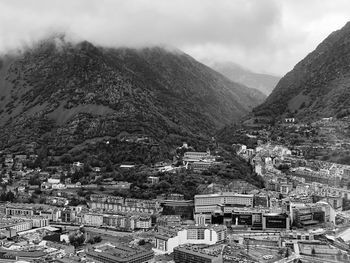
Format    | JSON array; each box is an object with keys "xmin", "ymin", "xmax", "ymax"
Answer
[
  {"xmin": 0, "ymin": 217, "xmax": 32, "ymax": 233},
  {"xmin": 194, "ymin": 193, "xmax": 254, "ymax": 224},
  {"xmin": 290, "ymin": 202, "xmax": 334, "ymax": 227},
  {"xmin": 5, "ymin": 204, "xmax": 34, "ymax": 217},
  {"xmin": 183, "ymin": 151, "xmax": 212, "ymax": 162},
  {"xmin": 83, "ymin": 212, "xmax": 152, "ymax": 230},
  {"xmin": 88, "ymin": 194, "xmax": 162, "ymax": 214},
  {"xmin": 12, "ymin": 216, "xmax": 49, "ymax": 228}
]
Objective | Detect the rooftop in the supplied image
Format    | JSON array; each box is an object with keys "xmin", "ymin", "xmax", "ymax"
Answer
[
  {"xmin": 195, "ymin": 193, "xmax": 254, "ymax": 198},
  {"xmin": 87, "ymin": 243, "xmax": 154, "ymax": 261},
  {"xmin": 175, "ymin": 244, "xmax": 224, "ymax": 259}
]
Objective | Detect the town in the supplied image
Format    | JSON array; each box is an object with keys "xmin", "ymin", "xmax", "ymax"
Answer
[{"xmin": 0, "ymin": 116, "xmax": 348, "ymax": 263}]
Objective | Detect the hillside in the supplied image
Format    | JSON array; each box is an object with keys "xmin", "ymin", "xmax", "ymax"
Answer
[
  {"xmin": 253, "ymin": 22, "xmax": 350, "ymax": 121},
  {"xmin": 206, "ymin": 61, "xmax": 280, "ymax": 96},
  {"xmin": 0, "ymin": 36, "xmax": 264, "ymax": 162}
]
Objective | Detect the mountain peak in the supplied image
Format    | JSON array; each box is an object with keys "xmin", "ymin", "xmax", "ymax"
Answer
[
  {"xmin": 0, "ymin": 40, "xmax": 263, "ymax": 153},
  {"xmin": 253, "ymin": 21, "xmax": 350, "ymax": 121}
]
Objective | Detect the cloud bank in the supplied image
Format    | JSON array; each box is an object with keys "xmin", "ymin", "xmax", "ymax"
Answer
[{"xmin": 1, "ymin": 0, "xmax": 350, "ymax": 75}]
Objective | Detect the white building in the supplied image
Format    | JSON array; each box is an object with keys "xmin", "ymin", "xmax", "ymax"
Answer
[
  {"xmin": 83, "ymin": 213, "xmax": 103, "ymax": 227},
  {"xmin": 48, "ymin": 178, "xmax": 61, "ymax": 184},
  {"xmin": 154, "ymin": 225, "xmax": 227, "ymax": 254},
  {"xmin": 12, "ymin": 216, "xmax": 49, "ymax": 228},
  {"xmin": 183, "ymin": 151, "xmax": 214, "ymax": 162},
  {"xmin": 134, "ymin": 216, "xmax": 152, "ymax": 229}
]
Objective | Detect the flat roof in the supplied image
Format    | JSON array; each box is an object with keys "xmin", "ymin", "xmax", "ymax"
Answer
[
  {"xmin": 174, "ymin": 245, "xmax": 223, "ymax": 259},
  {"xmin": 300, "ymin": 220, "xmax": 319, "ymax": 225},
  {"xmin": 87, "ymin": 246, "xmax": 154, "ymax": 262},
  {"xmin": 195, "ymin": 193, "xmax": 254, "ymax": 198},
  {"xmin": 0, "ymin": 248, "xmax": 46, "ymax": 258}
]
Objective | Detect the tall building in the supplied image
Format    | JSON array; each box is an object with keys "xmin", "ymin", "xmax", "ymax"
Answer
[
  {"xmin": 262, "ymin": 213, "xmax": 290, "ymax": 230},
  {"xmin": 194, "ymin": 193, "xmax": 253, "ymax": 225},
  {"xmin": 289, "ymin": 202, "xmax": 334, "ymax": 228}
]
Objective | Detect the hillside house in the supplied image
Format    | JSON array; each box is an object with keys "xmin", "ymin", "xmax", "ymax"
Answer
[{"xmin": 284, "ymin": 118, "xmax": 295, "ymax": 123}]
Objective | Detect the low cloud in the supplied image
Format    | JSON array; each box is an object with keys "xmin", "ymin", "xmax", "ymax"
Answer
[{"xmin": 1, "ymin": 0, "xmax": 350, "ymax": 75}]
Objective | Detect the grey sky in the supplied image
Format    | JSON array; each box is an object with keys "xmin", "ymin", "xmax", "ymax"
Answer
[{"xmin": 1, "ymin": 0, "xmax": 350, "ymax": 75}]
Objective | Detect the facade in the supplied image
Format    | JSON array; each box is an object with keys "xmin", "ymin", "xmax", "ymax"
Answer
[
  {"xmin": 0, "ymin": 217, "xmax": 32, "ymax": 233},
  {"xmin": 134, "ymin": 215, "xmax": 152, "ymax": 230},
  {"xmin": 290, "ymin": 203, "xmax": 328, "ymax": 227},
  {"xmin": 183, "ymin": 151, "xmax": 216, "ymax": 171},
  {"xmin": 194, "ymin": 193, "xmax": 253, "ymax": 225},
  {"xmin": 157, "ymin": 215, "xmax": 182, "ymax": 227},
  {"xmin": 154, "ymin": 225, "xmax": 227, "ymax": 254},
  {"xmin": 262, "ymin": 213, "xmax": 289, "ymax": 230},
  {"xmin": 83, "ymin": 213, "xmax": 103, "ymax": 227},
  {"xmin": 147, "ymin": 176, "xmax": 160, "ymax": 185},
  {"xmin": 161, "ymin": 200, "xmax": 194, "ymax": 220},
  {"xmin": 12, "ymin": 216, "xmax": 49, "ymax": 228},
  {"xmin": 88, "ymin": 194, "xmax": 162, "ymax": 214},
  {"xmin": 5, "ymin": 205, "xmax": 34, "ymax": 217},
  {"xmin": 0, "ymin": 249, "xmax": 46, "ymax": 262},
  {"xmin": 183, "ymin": 151, "xmax": 212, "ymax": 162},
  {"xmin": 191, "ymin": 161, "xmax": 213, "ymax": 171},
  {"xmin": 84, "ymin": 213, "xmax": 152, "ymax": 230}
]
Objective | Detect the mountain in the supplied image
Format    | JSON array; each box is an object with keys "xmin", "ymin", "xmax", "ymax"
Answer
[
  {"xmin": 0, "ymin": 37, "xmax": 264, "ymax": 161},
  {"xmin": 253, "ymin": 22, "xmax": 350, "ymax": 121},
  {"xmin": 205, "ymin": 61, "xmax": 280, "ymax": 96}
]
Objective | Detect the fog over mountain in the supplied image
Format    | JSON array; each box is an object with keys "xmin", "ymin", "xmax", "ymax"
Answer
[
  {"xmin": 0, "ymin": 37, "xmax": 265, "ymax": 154},
  {"xmin": 205, "ymin": 60, "xmax": 280, "ymax": 96},
  {"xmin": 2, "ymin": 0, "xmax": 350, "ymax": 76}
]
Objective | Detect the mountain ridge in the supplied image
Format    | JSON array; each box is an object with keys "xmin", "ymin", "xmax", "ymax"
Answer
[
  {"xmin": 253, "ymin": 21, "xmax": 350, "ymax": 121},
  {"xmin": 204, "ymin": 60, "xmax": 280, "ymax": 96},
  {"xmin": 0, "ymin": 37, "xmax": 264, "ymax": 158}
]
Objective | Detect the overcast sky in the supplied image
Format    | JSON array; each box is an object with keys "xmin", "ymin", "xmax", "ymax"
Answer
[{"xmin": 1, "ymin": 0, "xmax": 350, "ymax": 76}]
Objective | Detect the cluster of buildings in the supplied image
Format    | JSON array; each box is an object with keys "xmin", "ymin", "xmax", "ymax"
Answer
[
  {"xmin": 88, "ymin": 194, "xmax": 162, "ymax": 214},
  {"xmin": 154, "ymin": 224, "xmax": 227, "ymax": 254},
  {"xmin": 86, "ymin": 243, "xmax": 154, "ymax": 263},
  {"xmin": 0, "ymin": 118, "xmax": 350, "ymax": 262}
]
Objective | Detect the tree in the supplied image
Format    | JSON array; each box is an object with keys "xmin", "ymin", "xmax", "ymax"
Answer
[
  {"xmin": 93, "ymin": 236, "xmax": 102, "ymax": 243},
  {"xmin": 34, "ymin": 188, "xmax": 42, "ymax": 195},
  {"xmin": 278, "ymin": 248, "xmax": 286, "ymax": 257},
  {"xmin": 5, "ymin": 191, "xmax": 15, "ymax": 202},
  {"xmin": 105, "ymin": 161, "xmax": 113, "ymax": 172},
  {"xmin": 69, "ymin": 231, "xmax": 85, "ymax": 248},
  {"xmin": 60, "ymin": 154, "xmax": 73, "ymax": 164},
  {"xmin": 29, "ymin": 176, "xmax": 41, "ymax": 186},
  {"xmin": 285, "ymin": 248, "xmax": 290, "ymax": 258},
  {"xmin": 138, "ymin": 239, "xmax": 146, "ymax": 245},
  {"xmin": 69, "ymin": 198, "xmax": 81, "ymax": 206}
]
